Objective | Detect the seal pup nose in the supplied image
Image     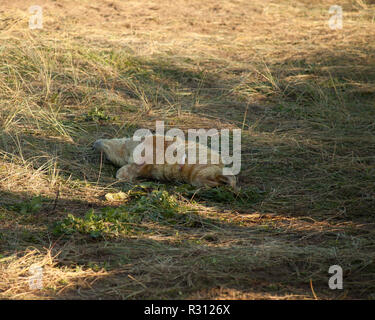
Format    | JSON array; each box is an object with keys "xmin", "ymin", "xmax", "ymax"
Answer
[{"xmin": 93, "ymin": 139, "xmax": 104, "ymax": 151}]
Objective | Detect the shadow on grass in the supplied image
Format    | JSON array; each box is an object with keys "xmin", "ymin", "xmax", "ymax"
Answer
[{"xmin": 1, "ymin": 185, "xmax": 374, "ymax": 299}]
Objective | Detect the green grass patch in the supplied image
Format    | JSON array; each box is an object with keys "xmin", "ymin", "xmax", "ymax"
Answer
[
  {"xmin": 174, "ymin": 184, "xmax": 265, "ymax": 205},
  {"xmin": 6, "ymin": 196, "xmax": 45, "ymax": 215},
  {"xmin": 53, "ymin": 187, "xmax": 204, "ymax": 239}
]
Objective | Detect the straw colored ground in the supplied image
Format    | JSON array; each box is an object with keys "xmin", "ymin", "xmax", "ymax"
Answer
[{"xmin": 0, "ymin": 0, "xmax": 374, "ymax": 299}]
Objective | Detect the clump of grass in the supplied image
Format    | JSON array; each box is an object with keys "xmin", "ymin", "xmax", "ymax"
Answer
[
  {"xmin": 53, "ymin": 187, "xmax": 200, "ymax": 239},
  {"xmin": 85, "ymin": 107, "xmax": 111, "ymax": 122},
  {"xmin": 7, "ymin": 196, "xmax": 45, "ymax": 215},
  {"xmin": 174, "ymin": 184, "xmax": 265, "ymax": 204},
  {"xmin": 53, "ymin": 208, "xmax": 142, "ymax": 238}
]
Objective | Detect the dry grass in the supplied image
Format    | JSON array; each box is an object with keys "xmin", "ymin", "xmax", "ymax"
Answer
[
  {"xmin": 0, "ymin": 0, "xmax": 374, "ymax": 299},
  {"xmin": 0, "ymin": 248, "xmax": 108, "ymax": 299}
]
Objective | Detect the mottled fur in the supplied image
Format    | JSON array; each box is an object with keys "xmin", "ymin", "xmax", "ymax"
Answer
[{"xmin": 93, "ymin": 135, "xmax": 236, "ymax": 189}]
